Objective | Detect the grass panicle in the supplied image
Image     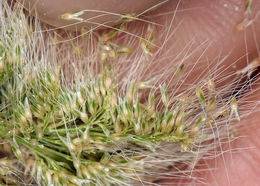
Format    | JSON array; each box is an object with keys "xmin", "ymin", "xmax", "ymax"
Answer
[{"xmin": 0, "ymin": 1, "xmax": 255, "ymax": 185}]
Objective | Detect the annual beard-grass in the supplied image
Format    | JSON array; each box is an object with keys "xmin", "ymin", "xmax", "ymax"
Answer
[{"xmin": 0, "ymin": 1, "xmax": 259, "ymax": 185}]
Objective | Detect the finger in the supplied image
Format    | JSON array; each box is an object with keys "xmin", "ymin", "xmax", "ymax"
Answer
[
  {"xmin": 192, "ymin": 78, "xmax": 260, "ymax": 185},
  {"xmin": 142, "ymin": 0, "xmax": 260, "ymax": 89},
  {"xmin": 128, "ymin": 0, "xmax": 260, "ymax": 184},
  {"xmin": 22, "ymin": 0, "xmax": 164, "ymax": 30},
  {"xmin": 94, "ymin": 0, "xmax": 260, "ymax": 95}
]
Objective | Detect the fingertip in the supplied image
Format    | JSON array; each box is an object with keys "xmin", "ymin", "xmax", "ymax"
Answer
[{"xmin": 22, "ymin": 0, "xmax": 164, "ymax": 30}]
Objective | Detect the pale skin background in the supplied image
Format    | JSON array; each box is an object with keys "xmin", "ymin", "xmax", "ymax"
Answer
[{"xmin": 23, "ymin": 0, "xmax": 260, "ymax": 185}]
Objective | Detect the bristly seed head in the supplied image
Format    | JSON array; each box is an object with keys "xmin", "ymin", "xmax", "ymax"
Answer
[{"xmin": 0, "ymin": 2, "xmax": 245, "ymax": 185}]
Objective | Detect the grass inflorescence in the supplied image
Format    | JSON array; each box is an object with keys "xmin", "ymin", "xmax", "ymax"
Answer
[{"xmin": 0, "ymin": 1, "xmax": 254, "ymax": 185}]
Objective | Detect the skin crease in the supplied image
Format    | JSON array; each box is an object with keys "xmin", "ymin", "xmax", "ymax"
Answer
[{"xmin": 23, "ymin": 0, "xmax": 260, "ymax": 185}]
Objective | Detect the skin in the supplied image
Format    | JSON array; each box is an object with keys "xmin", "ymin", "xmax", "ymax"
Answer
[
  {"xmin": 22, "ymin": 0, "xmax": 163, "ymax": 30},
  {"xmin": 23, "ymin": 0, "xmax": 260, "ymax": 185},
  {"xmin": 149, "ymin": 1, "xmax": 260, "ymax": 185}
]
